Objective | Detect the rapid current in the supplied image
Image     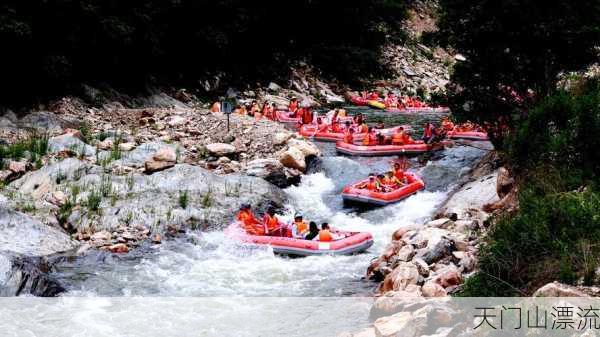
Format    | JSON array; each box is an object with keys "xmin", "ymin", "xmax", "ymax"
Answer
[{"xmin": 43, "ymin": 107, "xmax": 489, "ymax": 336}]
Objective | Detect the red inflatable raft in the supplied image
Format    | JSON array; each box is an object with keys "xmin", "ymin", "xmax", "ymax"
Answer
[
  {"xmin": 276, "ymin": 110, "xmax": 353, "ymax": 125},
  {"xmin": 350, "ymin": 96, "xmax": 369, "ymax": 106},
  {"xmin": 342, "ymin": 172, "xmax": 425, "ymax": 206},
  {"xmin": 298, "ymin": 125, "xmax": 407, "ymax": 142},
  {"xmin": 225, "ymin": 222, "xmax": 374, "ymax": 256},
  {"xmin": 446, "ymin": 130, "xmax": 489, "ymax": 141},
  {"xmin": 336, "ymin": 140, "xmax": 444, "ymax": 156}
]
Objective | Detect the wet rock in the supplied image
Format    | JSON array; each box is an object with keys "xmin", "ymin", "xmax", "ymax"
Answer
[
  {"xmin": 422, "ymin": 281, "xmax": 447, "ymax": 298},
  {"xmin": 418, "ymin": 230, "xmax": 455, "ymax": 264},
  {"xmin": 268, "ymin": 82, "xmax": 282, "ymax": 92},
  {"xmin": 106, "ymin": 243, "xmax": 129, "ymax": 253},
  {"xmin": 243, "ymin": 158, "xmax": 293, "ymax": 187},
  {"xmin": 0, "ymin": 254, "xmax": 65, "ymax": 296},
  {"xmin": 496, "ymin": 167, "xmax": 514, "ymax": 198}
]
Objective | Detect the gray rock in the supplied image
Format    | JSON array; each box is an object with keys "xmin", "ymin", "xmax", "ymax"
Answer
[
  {"xmin": 48, "ymin": 134, "xmax": 96, "ymax": 156},
  {"xmin": 114, "ymin": 142, "xmax": 181, "ymax": 168},
  {"xmin": 75, "ymin": 164, "xmax": 286, "ymax": 231},
  {"xmin": 0, "ymin": 206, "xmax": 77, "ymax": 256}
]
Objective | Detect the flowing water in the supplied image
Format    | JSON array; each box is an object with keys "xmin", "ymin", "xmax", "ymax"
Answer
[{"xmin": 47, "ymin": 107, "xmax": 490, "ymax": 336}]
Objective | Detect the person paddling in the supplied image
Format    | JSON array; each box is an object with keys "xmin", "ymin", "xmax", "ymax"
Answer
[
  {"xmin": 237, "ymin": 204, "xmax": 264, "ymax": 235},
  {"xmin": 291, "ymin": 214, "xmax": 309, "ymax": 238},
  {"xmin": 343, "ymin": 123, "xmax": 355, "ymax": 144},
  {"xmin": 262, "ymin": 207, "xmax": 282, "ymax": 236}
]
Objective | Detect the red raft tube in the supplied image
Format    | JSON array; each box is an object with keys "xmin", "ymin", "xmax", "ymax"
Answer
[
  {"xmin": 224, "ymin": 222, "xmax": 374, "ymax": 256},
  {"xmin": 342, "ymin": 172, "xmax": 425, "ymax": 206},
  {"xmin": 298, "ymin": 125, "xmax": 407, "ymax": 142},
  {"xmin": 335, "ymin": 140, "xmax": 445, "ymax": 156},
  {"xmin": 446, "ymin": 130, "xmax": 489, "ymax": 141},
  {"xmin": 349, "ymin": 96, "xmax": 369, "ymax": 106},
  {"xmin": 276, "ymin": 110, "xmax": 353, "ymax": 126}
]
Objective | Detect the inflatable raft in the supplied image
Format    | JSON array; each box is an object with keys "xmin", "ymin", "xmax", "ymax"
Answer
[
  {"xmin": 446, "ymin": 130, "xmax": 489, "ymax": 141},
  {"xmin": 342, "ymin": 172, "xmax": 425, "ymax": 206},
  {"xmin": 350, "ymin": 96, "xmax": 368, "ymax": 106},
  {"xmin": 335, "ymin": 140, "xmax": 441, "ymax": 156},
  {"xmin": 298, "ymin": 125, "xmax": 408, "ymax": 142},
  {"xmin": 225, "ymin": 222, "xmax": 374, "ymax": 256}
]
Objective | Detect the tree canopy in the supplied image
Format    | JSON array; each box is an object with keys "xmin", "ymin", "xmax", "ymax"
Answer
[
  {"xmin": 0, "ymin": 0, "xmax": 408, "ymax": 105},
  {"xmin": 438, "ymin": 0, "xmax": 600, "ymax": 138}
]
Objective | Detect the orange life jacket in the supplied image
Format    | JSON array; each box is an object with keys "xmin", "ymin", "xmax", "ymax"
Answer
[
  {"xmin": 402, "ymin": 134, "xmax": 413, "ymax": 144},
  {"xmin": 319, "ymin": 230, "xmax": 333, "ymax": 242},
  {"xmin": 393, "ymin": 169, "xmax": 405, "ymax": 181},
  {"xmin": 295, "ymin": 221, "xmax": 308, "ymax": 234},
  {"xmin": 343, "ymin": 131, "xmax": 354, "ymax": 144},
  {"xmin": 263, "ymin": 214, "xmax": 279, "ymax": 232},
  {"xmin": 392, "ymin": 132, "xmax": 405, "ymax": 145},
  {"xmin": 359, "ymin": 124, "xmax": 369, "ymax": 134},
  {"xmin": 301, "ymin": 109, "xmax": 313, "ymax": 124},
  {"xmin": 237, "ymin": 210, "xmax": 264, "ymax": 235},
  {"xmin": 289, "ymin": 101, "xmax": 298, "ymax": 112}
]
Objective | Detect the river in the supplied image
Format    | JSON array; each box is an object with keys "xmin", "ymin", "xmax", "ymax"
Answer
[{"xmin": 46, "ymin": 107, "xmax": 489, "ymax": 336}]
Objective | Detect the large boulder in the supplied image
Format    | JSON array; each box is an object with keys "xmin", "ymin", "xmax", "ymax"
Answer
[
  {"xmin": 243, "ymin": 158, "xmax": 293, "ymax": 188},
  {"xmin": 0, "ymin": 206, "xmax": 77, "ymax": 256},
  {"xmin": 382, "ymin": 262, "xmax": 420, "ymax": 292},
  {"xmin": 73, "ymin": 164, "xmax": 286, "ymax": 231},
  {"xmin": 279, "ymin": 147, "xmax": 307, "ymax": 171},
  {"xmin": 11, "ymin": 158, "xmax": 88, "ymax": 201}
]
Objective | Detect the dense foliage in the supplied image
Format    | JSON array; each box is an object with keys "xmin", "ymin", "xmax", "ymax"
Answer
[
  {"xmin": 460, "ymin": 81, "xmax": 600, "ymax": 296},
  {"xmin": 437, "ymin": 0, "xmax": 600, "ymax": 137},
  {"xmin": 0, "ymin": 0, "xmax": 408, "ymax": 105}
]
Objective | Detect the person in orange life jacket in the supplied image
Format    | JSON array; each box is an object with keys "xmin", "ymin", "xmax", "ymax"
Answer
[
  {"xmin": 262, "ymin": 207, "xmax": 283, "ymax": 236},
  {"xmin": 368, "ymin": 91, "xmax": 379, "ymax": 100},
  {"xmin": 288, "ymin": 97, "xmax": 299, "ymax": 116},
  {"xmin": 384, "ymin": 92, "xmax": 397, "ymax": 108},
  {"xmin": 259, "ymin": 102, "xmax": 272, "ymax": 120},
  {"xmin": 237, "ymin": 204, "xmax": 264, "ymax": 235},
  {"xmin": 391, "ymin": 127, "xmax": 407, "ymax": 145},
  {"xmin": 376, "ymin": 132, "xmax": 386, "ymax": 145},
  {"xmin": 376, "ymin": 174, "xmax": 390, "ymax": 192},
  {"xmin": 383, "ymin": 171, "xmax": 404, "ymax": 189},
  {"xmin": 291, "ymin": 214, "xmax": 309, "ymax": 238},
  {"xmin": 392, "ymin": 162, "xmax": 408, "ymax": 184},
  {"xmin": 300, "ymin": 107, "xmax": 314, "ymax": 125},
  {"xmin": 249, "ymin": 100, "xmax": 260, "ymax": 115},
  {"xmin": 362, "ymin": 127, "xmax": 378, "ymax": 146},
  {"xmin": 441, "ymin": 116, "xmax": 455, "ymax": 131},
  {"xmin": 329, "ymin": 109, "xmax": 340, "ymax": 132},
  {"xmin": 343, "ymin": 124, "xmax": 355, "ymax": 144},
  {"xmin": 315, "ymin": 117, "xmax": 328, "ymax": 132},
  {"xmin": 358, "ymin": 174, "xmax": 380, "ymax": 191},
  {"xmin": 319, "ymin": 223, "xmax": 341, "ymax": 242},
  {"xmin": 422, "ymin": 122, "xmax": 437, "ymax": 144},
  {"xmin": 304, "ymin": 222, "xmax": 320, "ymax": 241},
  {"xmin": 234, "ymin": 105, "xmax": 244, "ymax": 115}
]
